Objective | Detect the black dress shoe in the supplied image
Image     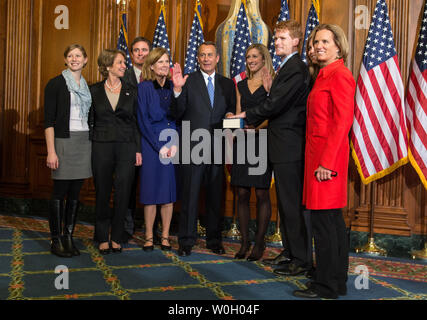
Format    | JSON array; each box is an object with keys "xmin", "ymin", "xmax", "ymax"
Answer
[
  {"xmin": 178, "ymin": 245, "xmax": 192, "ymax": 256},
  {"xmin": 273, "ymin": 263, "xmax": 309, "ymax": 276},
  {"xmin": 293, "ymin": 288, "xmax": 320, "ymax": 299},
  {"xmin": 305, "ymin": 280, "xmax": 346, "ymax": 296},
  {"xmin": 207, "ymin": 244, "xmax": 225, "ymax": 255},
  {"xmin": 262, "ymin": 254, "xmax": 291, "ymax": 266}
]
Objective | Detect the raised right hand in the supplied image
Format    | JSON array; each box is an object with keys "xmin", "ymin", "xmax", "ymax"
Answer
[
  {"xmin": 171, "ymin": 63, "xmax": 189, "ymax": 92},
  {"xmin": 261, "ymin": 66, "xmax": 272, "ymax": 93}
]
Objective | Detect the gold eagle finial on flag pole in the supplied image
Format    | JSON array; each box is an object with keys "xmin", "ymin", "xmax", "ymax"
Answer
[{"xmin": 117, "ymin": 0, "xmax": 127, "ymax": 12}]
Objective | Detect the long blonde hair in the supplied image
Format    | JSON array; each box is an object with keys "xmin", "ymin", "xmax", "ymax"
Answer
[{"xmin": 245, "ymin": 44, "xmax": 275, "ymax": 79}]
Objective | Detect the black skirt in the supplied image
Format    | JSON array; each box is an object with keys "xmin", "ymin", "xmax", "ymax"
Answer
[
  {"xmin": 230, "ymin": 79, "xmax": 272, "ymax": 189},
  {"xmin": 230, "ymin": 130, "xmax": 272, "ymax": 189}
]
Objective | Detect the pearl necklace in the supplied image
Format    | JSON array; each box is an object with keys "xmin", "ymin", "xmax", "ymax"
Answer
[{"xmin": 105, "ymin": 80, "xmax": 121, "ymax": 92}]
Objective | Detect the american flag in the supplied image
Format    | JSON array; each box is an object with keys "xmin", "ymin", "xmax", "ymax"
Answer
[
  {"xmin": 117, "ymin": 12, "xmax": 132, "ymax": 68},
  {"xmin": 405, "ymin": 0, "xmax": 427, "ymax": 189},
  {"xmin": 184, "ymin": 0, "xmax": 204, "ymax": 75},
  {"xmin": 301, "ymin": 3, "xmax": 320, "ymax": 64},
  {"xmin": 351, "ymin": 0, "xmax": 408, "ymax": 184},
  {"xmin": 153, "ymin": 4, "xmax": 173, "ymax": 67},
  {"xmin": 230, "ymin": 0, "xmax": 252, "ymax": 84},
  {"xmin": 268, "ymin": 0, "xmax": 290, "ymax": 70}
]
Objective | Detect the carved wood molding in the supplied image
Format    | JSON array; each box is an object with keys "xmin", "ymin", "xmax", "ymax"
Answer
[
  {"xmin": 2, "ymin": 0, "xmax": 32, "ymax": 184},
  {"xmin": 89, "ymin": 0, "xmax": 118, "ymax": 84},
  {"xmin": 352, "ymin": 206, "xmax": 412, "ymax": 236}
]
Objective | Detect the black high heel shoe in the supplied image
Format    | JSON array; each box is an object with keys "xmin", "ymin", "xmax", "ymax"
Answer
[
  {"xmin": 160, "ymin": 237, "xmax": 172, "ymax": 251},
  {"xmin": 143, "ymin": 238, "xmax": 154, "ymax": 252},
  {"xmin": 234, "ymin": 242, "xmax": 251, "ymax": 259},
  {"xmin": 111, "ymin": 242, "xmax": 122, "ymax": 253},
  {"xmin": 98, "ymin": 242, "xmax": 111, "ymax": 255},
  {"xmin": 247, "ymin": 243, "xmax": 266, "ymax": 261}
]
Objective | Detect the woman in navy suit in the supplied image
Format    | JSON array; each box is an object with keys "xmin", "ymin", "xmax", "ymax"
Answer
[
  {"xmin": 137, "ymin": 48, "xmax": 177, "ymax": 252},
  {"xmin": 89, "ymin": 49, "xmax": 142, "ymax": 254}
]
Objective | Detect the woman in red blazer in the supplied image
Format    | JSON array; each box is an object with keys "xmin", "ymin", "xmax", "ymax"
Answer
[{"xmin": 294, "ymin": 24, "xmax": 356, "ymax": 299}]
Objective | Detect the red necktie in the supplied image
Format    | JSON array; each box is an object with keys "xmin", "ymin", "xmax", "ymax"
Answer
[{"xmin": 139, "ymin": 72, "xmax": 144, "ymax": 83}]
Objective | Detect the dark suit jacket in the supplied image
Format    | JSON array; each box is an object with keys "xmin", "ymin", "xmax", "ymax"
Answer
[
  {"xmin": 122, "ymin": 67, "xmax": 138, "ymax": 91},
  {"xmin": 172, "ymin": 71, "xmax": 236, "ymax": 132},
  {"xmin": 246, "ymin": 53, "xmax": 310, "ymax": 163},
  {"xmin": 88, "ymin": 80, "xmax": 141, "ymax": 152},
  {"xmin": 44, "ymin": 75, "xmax": 73, "ymax": 138}
]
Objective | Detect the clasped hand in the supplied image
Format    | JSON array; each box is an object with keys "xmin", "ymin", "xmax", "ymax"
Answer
[
  {"xmin": 159, "ymin": 145, "xmax": 177, "ymax": 159},
  {"xmin": 314, "ymin": 165, "xmax": 334, "ymax": 182}
]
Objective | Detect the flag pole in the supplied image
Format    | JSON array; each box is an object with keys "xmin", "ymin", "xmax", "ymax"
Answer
[
  {"xmin": 355, "ymin": 181, "xmax": 387, "ymax": 256},
  {"xmin": 197, "ymin": 220, "xmax": 206, "ymax": 237},
  {"xmin": 411, "ymin": 243, "xmax": 427, "ymax": 260},
  {"xmin": 411, "ymin": 189, "xmax": 427, "ymax": 260},
  {"xmin": 225, "ymin": 186, "xmax": 241, "ymax": 240},
  {"xmin": 266, "ymin": 209, "xmax": 281, "ymax": 243}
]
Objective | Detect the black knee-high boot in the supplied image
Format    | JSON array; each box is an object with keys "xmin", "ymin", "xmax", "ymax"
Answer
[
  {"xmin": 63, "ymin": 200, "xmax": 80, "ymax": 256},
  {"xmin": 49, "ymin": 199, "xmax": 72, "ymax": 258}
]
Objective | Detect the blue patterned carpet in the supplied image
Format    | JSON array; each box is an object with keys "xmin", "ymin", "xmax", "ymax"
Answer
[{"xmin": 0, "ymin": 214, "xmax": 426, "ymax": 301}]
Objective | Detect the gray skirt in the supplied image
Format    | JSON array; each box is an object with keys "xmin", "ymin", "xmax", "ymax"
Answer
[{"xmin": 52, "ymin": 131, "xmax": 92, "ymax": 180}]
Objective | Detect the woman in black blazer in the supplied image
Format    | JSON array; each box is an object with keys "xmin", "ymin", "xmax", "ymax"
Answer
[
  {"xmin": 44, "ymin": 44, "xmax": 92, "ymax": 258},
  {"xmin": 89, "ymin": 49, "xmax": 142, "ymax": 254}
]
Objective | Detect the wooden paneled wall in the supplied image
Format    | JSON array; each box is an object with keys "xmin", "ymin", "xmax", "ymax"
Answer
[{"xmin": 0, "ymin": 0, "xmax": 425, "ymax": 236}]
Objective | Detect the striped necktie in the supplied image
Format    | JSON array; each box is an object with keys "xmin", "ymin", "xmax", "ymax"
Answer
[{"xmin": 207, "ymin": 76, "xmax": 214, "ymax": 108}]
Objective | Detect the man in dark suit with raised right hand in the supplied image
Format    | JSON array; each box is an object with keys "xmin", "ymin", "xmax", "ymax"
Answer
[
  {"xmin": 233, "ymin": 20, "xmax": 312, "ymax": 276},
  {"xmin": 171, "ymin": 41, "xmax": 236, "ymax": 256}
]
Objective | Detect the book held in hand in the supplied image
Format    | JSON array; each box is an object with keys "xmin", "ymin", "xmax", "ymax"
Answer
[{"xmin": 223, "ymin": 118, "xmax": 244, "ymax": 129}]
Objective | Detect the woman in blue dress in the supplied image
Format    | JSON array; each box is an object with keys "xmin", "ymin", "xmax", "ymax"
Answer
[{"xmin": 137, "ymin": 47, "xmax": 177, "ymax": 252}]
